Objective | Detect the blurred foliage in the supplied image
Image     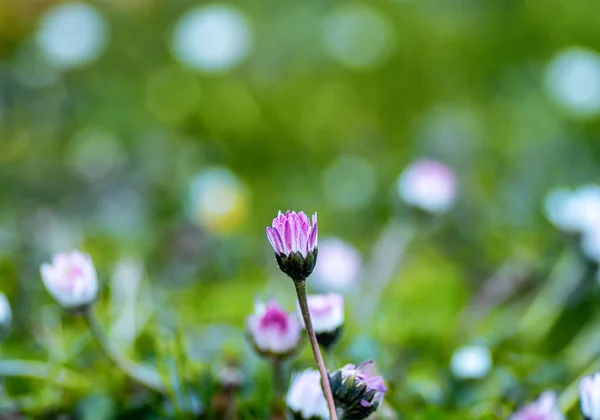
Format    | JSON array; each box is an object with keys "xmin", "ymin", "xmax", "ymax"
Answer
[{"xmin": 2, "ymin": 0, "xmax": 600, "ymax": 418}]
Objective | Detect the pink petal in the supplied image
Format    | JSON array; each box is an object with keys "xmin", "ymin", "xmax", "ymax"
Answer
[
  {"xmin": 308, "ymin": 220, "xmax": 318, "ymax": 251},
  {"xmin": 298, "ymin": 219, "xmax": 308, "ymax": 256},
  {"xmin": 283, "ymin": 219, "xmax": 293, "ymax": 255},
  {"xmin": 295, "ymin": 214, "xmax": 304, "ymax": 254},
  {"xmin": 266, "ymin": 227, "xmax": 282, "ymax": 253}
]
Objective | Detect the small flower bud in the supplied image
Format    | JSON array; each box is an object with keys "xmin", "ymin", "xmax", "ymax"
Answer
[
  {"xmin": 40, "ymin": 250, "xmax": 99, "ymax": 311},
  {"xmin": 328, "ymin": 361, "xmax": 387, "ymax": 420},
  {"xmin": 580, "ymin": 373, "xmax": 600, "ymax": 420},
  {"xmin": 286, "ymin": 369, "xmax": 329, "ymax": 420},
  {"xmin": 266, "ymin": 211, "xmax": 318, "ymax": 282},
  {"xmin": 509, "ymin": 391, "xmax": 564, "ymax": 420},
  {"xmin": 246, "ymin": 299, "xmax": 303, "ymax": 360},
  {"xmin": 299, "ymin": 294, "xmax": 344, "ymax": 351}
]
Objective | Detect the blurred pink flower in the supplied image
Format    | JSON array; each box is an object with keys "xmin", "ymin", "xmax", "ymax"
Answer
[
  {"xmin": 580, "ymin": 373, "xmax": 600, "ymax": 420},
  {"xmin": 286, "ymin": 368, "xmax": 329, "ymax": 420},
  {"xmin": 397, "ymin": 159, "xmax": 457, "ymax": 214},
  {"xmin": 246, "ymin": 299, "xmax": 302, "ymax": 359},
  {"xmin": 266, "ymin": 210, "xmax": 318, "ymax": 258},
  {"xmin": 40, "ymin": 250, "xmax": 98, "ymax": 309},
  {"xmin": 312, "ymin": 237, "xmax": 362, "ymax": 293},
  {"xmin": 299, "ymin": 293, "xmax": 344, "ymax": 351},
  {"xmin": 300, "ymin": 293, "xmax": 344, "ymax": 334},
  {"xmin": 509, "ymin": 391, "xmax": 564, "ymax": 420}
]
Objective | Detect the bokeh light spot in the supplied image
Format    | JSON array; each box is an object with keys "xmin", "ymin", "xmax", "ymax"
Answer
[
  {"xmin": 67, "ymin": 127, "xmax": 125, "ymax": 180},
  {"xmin": 187, "ymin": 167, "xmax": 248, "ymax": 234},
  {"xmin": 322, "ymin": 155, "xmax": 377, "ymax": 211},
  {"xmin": 171, "ymin": 4, "xmax": 253, "ymax": 73},
  {"xmin": 544, "ymin": 46, "xmax": 600, "ymax": 117},
  {"xmin": 322, "ymin": 4, "xmax": 394, "ymax": 70},
  {"xmin": 450, "ymin": 345, "xmax": 492, "ymax": 379},
  {"xmin": 35, "ymin": 2, "xmax": 109, "ymax": 70}
]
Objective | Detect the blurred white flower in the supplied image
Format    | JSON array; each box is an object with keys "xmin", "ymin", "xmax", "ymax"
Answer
[
  {"xmin": 312, "ymin": 237, "xmax": 362, "ymax": 293},
  {"xmin": 545, "ymin": 47, "xmax": 600, "ymax": 117},
  {"xmin": 40, "ymin": 250, "xmax": 98, "ymax": 309},
  {"xmin": 171, "ymin": 4, "xmax": 252, "ymax": 73},
  {"xmin": 397, "ymin": 159, "xmax": 457, "ymax": 214},
  {"xmin": 286, "ymin": 369, "xmax": 329, "ymax": 420},
  {"xmin": 187, "ymin": 167, "xmax": 248, "ymax": 234},
  {"xmin": 543, "ymin": 185, "xmax": 600, "ymax": 234},
  {"xmin": 302, "ymin": 293, "xmax": 344, "ymax": 334},
  {"xmin": 0, "ymin": 292, "xmax": 12, "ymax": 330},
  {"xmin": 580, "ymin": 372, "xmax": 600, "ymax": 420},
  {"xmin": 544, "ymin": 188, "xmax": 583, "ymax": 233},
  {"xmin": 36, "ymin": 2, "xmax": 109, "ymax": 70},
  {"xmin": 450, "ymin": 345, "xmax": 492, "ymax": 379},
  {"xmin": 322, "ymin": 4, "xmax": 394, "ymax": 70},
  {"xmin": 582, "ymin": 229, "xmax": 600, "ymax": 263}
]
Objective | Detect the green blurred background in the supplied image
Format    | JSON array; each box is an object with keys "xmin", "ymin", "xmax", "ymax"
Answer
[{"xmin": 2, "ymin": 0, "xmax": 600, "ymax": 418}]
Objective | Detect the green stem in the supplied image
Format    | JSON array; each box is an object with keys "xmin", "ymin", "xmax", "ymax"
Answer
[
  {"xmin": 84, "ymin": 307, "xmax": 165, "ymax": 393},
  {"xmin": 0, "ymin": 360, "xmax": 85, "ymax": 388},
  {"xmin": 559, "ymin": 357, "xmax": 600, "ymax": 413},
  {"xmin": 272, "ymin": 358, "xmax": 284, "ymax": 400},
  {"xmin": 271, "ymin": 358, "xmax": 285, "ymax": 416},
  {"xmin": 294, "ymin": 280, "xmax": 338, "ymax": 420}
]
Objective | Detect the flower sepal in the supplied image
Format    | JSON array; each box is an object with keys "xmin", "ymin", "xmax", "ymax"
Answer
[
  {"xmin": 275, "ymin": 248, "xmax": 318, "ymax": 283},
  {"xmin": 316, "ymin": 325, "xmax": 344, "ymax": 351},
  {"xmin": 327, "ymin": 361, "xmax": 386, "ymax": 420}
]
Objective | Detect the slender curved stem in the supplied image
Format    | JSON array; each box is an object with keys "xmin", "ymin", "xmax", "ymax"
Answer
[
  {"xmin": 294, "ymin": 280, "xmax": 338, "ymax": 420},
  {"xmin": 0, "ymin": 360, "xmax": 85, "ymax": 388},
  {"xmin": 559, "ymin": 357, "xmax": 600, "ymax": 413},
  {"xmin": 84, "ymin": 307, "xmax": 165, "ymax": 393}
]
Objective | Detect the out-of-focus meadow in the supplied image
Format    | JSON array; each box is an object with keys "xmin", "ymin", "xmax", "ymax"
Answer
[{"xmin": 2, "ymin": 0, "xmax": 600, "ymax": 418}]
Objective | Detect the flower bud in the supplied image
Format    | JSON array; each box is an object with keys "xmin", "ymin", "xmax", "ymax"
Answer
[
  {"xmin": 40, "ymin": 250, "xmax": 99, "ymax": 311},
  {"xmin": 266, "ymin": 211, "xmax": 318, "ymax": 282},
  {"xmin": 509, "ymin": 391, "xmax": 564, "ymax": 420},
  {"xmin": 286, "ymin": 369, "xmax": 329, "ymax": 420},
  {"xmin": 580, "ymin": 373, "xmax": 600, "ymax": 420},
  {"xmin": 299, "ymin": 294, "xmax": 344, "ymax": 351},
  {"xmin": 328, "ymin": 361, "xmax": 387, "ymax": 420},
  {"xmin": 246, "ymin": 299, "xmax": 303, "ymax": 360}
]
